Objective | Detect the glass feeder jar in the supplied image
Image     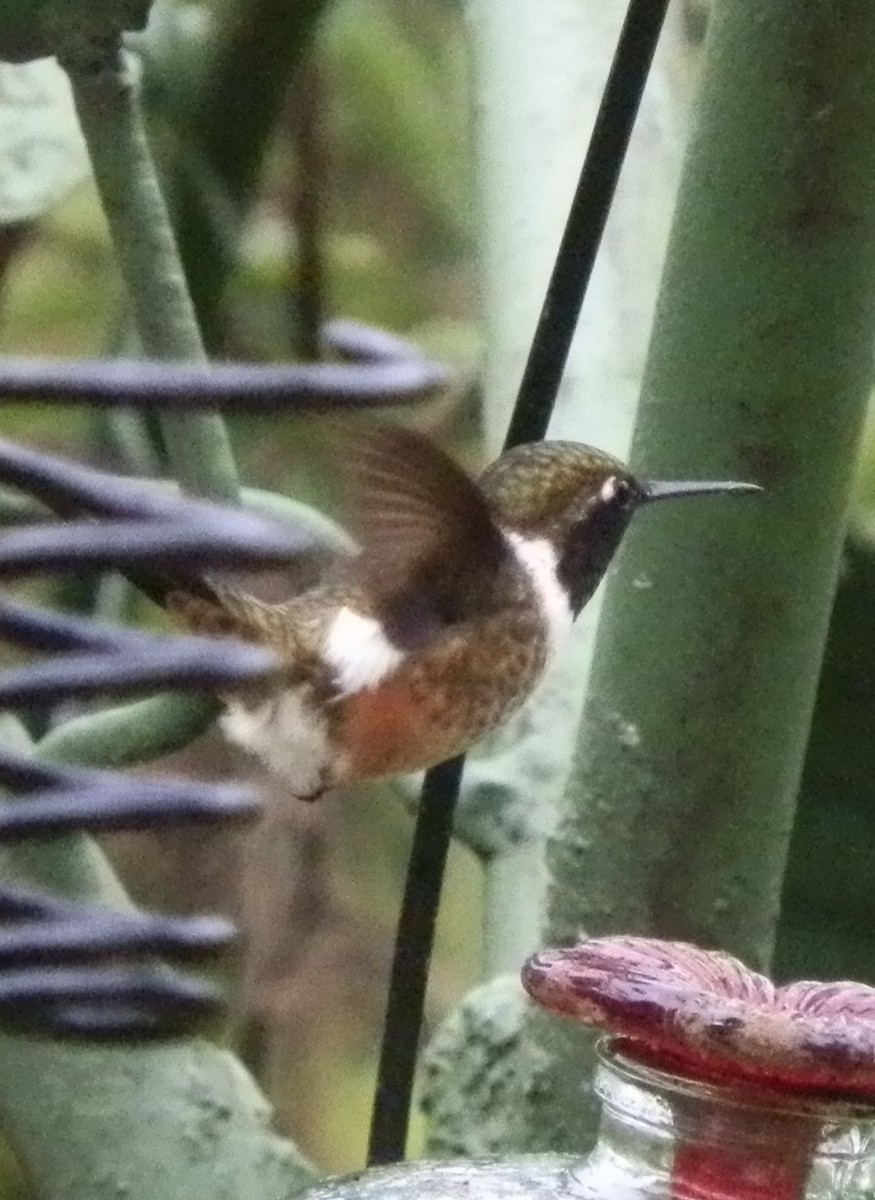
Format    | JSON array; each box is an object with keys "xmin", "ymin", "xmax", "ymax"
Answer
[
  {"xmin": 297, "ymin": 1042, "xmax": 875, "ymax": 1200},
  {"xmin": 571, "ymin": 1043, "xmax": 875, "ymax": 1200}
]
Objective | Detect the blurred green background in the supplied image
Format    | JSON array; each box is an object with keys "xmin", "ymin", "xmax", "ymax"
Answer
[{"xmin": 2, "ymin": 0, "xmax": 875, "ymax": 1177}]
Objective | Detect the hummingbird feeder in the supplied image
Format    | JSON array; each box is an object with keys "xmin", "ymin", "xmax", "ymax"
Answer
[{"xmin": 523, "ymin": 936, "xmax": 875, "ymax": 1200}]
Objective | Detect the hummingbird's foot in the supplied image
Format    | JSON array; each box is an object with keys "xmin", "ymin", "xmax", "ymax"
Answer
[{"xmin": 295, "ymin": 783, "xmax": 328, "ymax": 803}]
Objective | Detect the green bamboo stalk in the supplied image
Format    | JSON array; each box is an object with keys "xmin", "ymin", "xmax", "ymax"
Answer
[
  {"xmin": 526, "ymin": 0, "xmax": 875, "ymax": 1152},
  {"xmin": 421, "ymin": 0, "xmax": 687, "ymax": 1158},
  {"xmin": 59, "ymin": 40, "xmax": 239, "ymax": 502}
]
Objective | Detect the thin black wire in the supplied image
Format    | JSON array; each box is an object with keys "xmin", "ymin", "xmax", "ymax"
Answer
[
  {"xmin": 367, "ymin": 757, "xmax": 464, "ymax": 1154},
  {"xmin": 367, "ymin": 0, "xmax": 672, "ymax": 1165}
]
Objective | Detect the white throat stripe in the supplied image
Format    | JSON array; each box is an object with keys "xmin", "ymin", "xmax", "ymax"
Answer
[{"xmin": 503, "ymin": 530, "xmax": 573, "ymax": 658}]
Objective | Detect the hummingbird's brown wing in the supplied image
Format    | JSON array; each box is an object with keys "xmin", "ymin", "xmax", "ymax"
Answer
[{"xmin": 343, "ymin": 425, "xmax": 512, "ymax": 650}]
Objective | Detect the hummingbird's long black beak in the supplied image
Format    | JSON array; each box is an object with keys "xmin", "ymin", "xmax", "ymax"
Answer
[{"xmin": 642, "ymin": 479, "xmax": 762, "ymax": 503}]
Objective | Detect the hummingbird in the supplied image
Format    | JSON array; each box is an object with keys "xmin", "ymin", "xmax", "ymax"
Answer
[{"xmin": 153, "ymin": 424, "xmax": 760, "ymax": 801}]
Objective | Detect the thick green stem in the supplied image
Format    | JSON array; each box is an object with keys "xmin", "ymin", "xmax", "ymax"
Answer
[
  {"xmin": 37, "ymin": 694, "xmax": 221, "ymax": 772},
  {"xmin": 63, "ymin": 44, "xmax": 239, "ymax": 502},
  {"xmin": 0, "ymin": 1035, "xmax": 313, "ymax": 1200},
  {"xmin": 530, "ymin": 0, "xmax": 875, "ymax": 1151}
]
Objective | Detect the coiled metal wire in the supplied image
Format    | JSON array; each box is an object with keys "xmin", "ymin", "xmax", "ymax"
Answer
[{"xmin": 0, "ymin": 323, "xmax": 444, "ymax": 1039}]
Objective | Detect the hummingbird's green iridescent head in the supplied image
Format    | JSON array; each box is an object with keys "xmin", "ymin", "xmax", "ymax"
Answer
[{"xmin": 479, "ymin": 441, "xmax": 760, "ymax": 616}]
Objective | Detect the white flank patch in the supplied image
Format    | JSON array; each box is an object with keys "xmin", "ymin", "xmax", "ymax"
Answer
[
  {"xmin": 503, "ymin": 530, "xmax": 573, "ymax": 661},
  {"xmin": 221, "ymin": 687, "xmax": 340, "ymax": 799},
  {"xmin": 323, "ymin": 605, "xmax": 405, "ymax": 696}
]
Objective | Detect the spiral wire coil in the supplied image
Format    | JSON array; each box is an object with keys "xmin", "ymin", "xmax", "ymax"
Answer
[{"xmin": 0, "ymin": 323, "xmax": 444, "ymax": 1039}]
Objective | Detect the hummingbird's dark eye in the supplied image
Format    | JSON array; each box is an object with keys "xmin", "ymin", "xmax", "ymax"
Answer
[{"xmin": 600, "ymin": 475, "xmax": 636, "ymax": 510}]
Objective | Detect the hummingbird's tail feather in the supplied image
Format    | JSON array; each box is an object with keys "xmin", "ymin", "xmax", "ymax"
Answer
[
  {"xmin": 163, "ymin": 581, "xmax": 266, "ymax": 643},
  {"xmin": 118, "ymin": 565, "xmax": 227, "ymax": 613}
]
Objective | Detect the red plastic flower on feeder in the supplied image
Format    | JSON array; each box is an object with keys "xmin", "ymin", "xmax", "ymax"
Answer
[
  {"xmin": 523, "ymin": 937, "xmax": 875, "ymax": 1200},
  {"xmin": 523, "ymin": 936, "xmax": 875, "ymax": 1097}
]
